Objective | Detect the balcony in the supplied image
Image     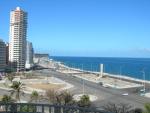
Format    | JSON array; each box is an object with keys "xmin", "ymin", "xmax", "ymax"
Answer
[{"xmin": 0, "ymin": 103, "xmax": 110, "ymax": 113}]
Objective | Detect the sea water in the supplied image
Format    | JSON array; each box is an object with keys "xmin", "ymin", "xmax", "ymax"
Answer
[{"xmin": 51, "ymin": 56, "xmax": 150, "ymax": 81}]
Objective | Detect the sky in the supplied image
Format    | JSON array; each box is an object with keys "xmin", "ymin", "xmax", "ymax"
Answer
[{"xmin": 0, "ymin": 0, "xmax": 150, "ymax": 58}]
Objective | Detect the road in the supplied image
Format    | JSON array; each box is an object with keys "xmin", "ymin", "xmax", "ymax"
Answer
[
  {"xmin": 0, "ymin": 69, "xmax": 150, "ymax": 109},
  {"xmin": 38, "ymin": 69, "xmax": 150, "ymax": 109}
]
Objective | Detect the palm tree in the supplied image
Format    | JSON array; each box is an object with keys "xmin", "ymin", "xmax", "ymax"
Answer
[
  {"xmin": 1, "ymin": 95, "xmax": 14, "ymax": 103},
  {"xmin": 10, "ymin": 81, "xmax": 24, "ymax": 102},
  {"xmin": 30, "ymin": 91, "xmax": 39, "ymax": 103}
]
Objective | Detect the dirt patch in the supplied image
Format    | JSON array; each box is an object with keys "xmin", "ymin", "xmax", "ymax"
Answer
[
  {"xmin": 27, "ymin": 83, "xmax": 65, "ymax": 90},
  {"xmin": 20, "ymin": 75, "xmax": 43, "ymax": 79}
]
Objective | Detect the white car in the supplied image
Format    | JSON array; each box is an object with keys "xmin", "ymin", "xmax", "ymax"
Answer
[{"xmin": 122, "ymin": 93, "xmax": 129, "ymax": 96}]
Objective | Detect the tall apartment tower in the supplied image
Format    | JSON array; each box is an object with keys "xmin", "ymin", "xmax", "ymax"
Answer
[
  {"xmin": 9, "ymin": 7, "xmax": 27, "ymax": 71},
  {"xmin": 0, "ymin": 39, "xmax": 6, "ymax": 72}
]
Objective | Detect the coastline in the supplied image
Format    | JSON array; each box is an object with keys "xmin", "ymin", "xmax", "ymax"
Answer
[
  {"xmin": 35, "ymin": 57, "xmax": 149, "ymax": 88},
  {"xmin": 54, "ymin": 60, "xmax": 149, "ymax": 84}
]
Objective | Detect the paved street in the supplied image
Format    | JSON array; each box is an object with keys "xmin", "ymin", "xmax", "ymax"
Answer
[
  {"xmin": 0, "ymin": 69, "xmax": 150, "ymax": 109},
  {"xmin": 39, "ymin": 69, "xmax": 150, "ymax": 109}
]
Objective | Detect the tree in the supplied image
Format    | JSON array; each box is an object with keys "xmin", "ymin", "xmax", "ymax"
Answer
[
  {"xmin": 78, "ymin": 95, "xmax": 91, "ymax": 107},
  {"xmin": 102, "ymin": 102, "xmax": 132, "ymax": 113},
  {"xmin": 129, "ymin": 108, "xmax": 143, "ymax": 113},
  {"xmin": 10, "ymin": 81, "xmax": 24, "ymax": 102},
  {"xmin": 143, "ymin": 103, "xmax": 150, "ymax": 113},
  {"xmin": 20, "ymin": 105, "xmax": 36, "ymax": 112},
  {"xmin": 46, "ymin": 90, "xmax": 75, "ymax": 105},
  {"xmin": 1, "ymin": 95, "xmax": 14, "ymax": 111},
  {"xmin": 1, "ymin": 95, "xmax": 14, "ymax": 103},
  {"xmin": 30, "ymin": 91, "xmax": 39, "ymax": 103},
  {"xmin": 58, "ymin": 91, "xmax": 75, "ymax": 105},
  {"xmin": 46, "ymin": 89, "xmax": 58, "ymax": 104}
]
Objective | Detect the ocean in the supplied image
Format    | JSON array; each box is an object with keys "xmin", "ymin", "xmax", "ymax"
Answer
[{"xmin": 51, "ymin": 56, "xmax": 150, "ymax": 81}]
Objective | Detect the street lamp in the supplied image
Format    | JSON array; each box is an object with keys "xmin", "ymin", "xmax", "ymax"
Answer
[{"xmin": 82, "ymin": 64, "xmax": 85, "ymax": 95}]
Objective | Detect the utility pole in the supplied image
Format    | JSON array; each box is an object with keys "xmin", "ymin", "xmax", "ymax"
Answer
[{"xmin": 83, "ymin": 78, "xmax": 85, "ymax": 95}]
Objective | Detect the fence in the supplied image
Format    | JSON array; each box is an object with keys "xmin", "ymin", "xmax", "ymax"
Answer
[{"xmin": 0, "ymin": 103, "xmax": 110, "ymax": 113}]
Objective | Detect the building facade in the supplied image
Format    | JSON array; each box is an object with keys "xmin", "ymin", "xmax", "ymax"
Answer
[
  {"xmin": 9, "ymin": 7, "xmax": 27, "ymax": 71},
  {"xmin": 25, "ymin": 41, "xmax": 34, "ymax": 69},
  {"xmin": 0, "ymin": 39, "xmax": 6, "ymax": 72},
  {"xmin": 6, "ymin": 43, "xmax": 9, "ymax": 65}
]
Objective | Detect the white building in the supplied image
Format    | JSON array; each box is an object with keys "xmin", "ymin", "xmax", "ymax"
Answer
[
  {"xmin": 25, "ymin": 41, "xmax": 34, "ymax": 69},
  {"xmin": 9, "ymin": 7, "xmax": 27, "ymax": 71},
  {"xmin": 0, "ymin": 39, "xmax": 6, "ymax": 72}
]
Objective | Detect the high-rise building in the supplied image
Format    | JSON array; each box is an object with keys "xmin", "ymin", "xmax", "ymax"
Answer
[
  {"xmin": 0, "ymin": 39, "xmax": 6, "ymax": 72},
  {"xmin": 6, "ymin": 43, "xmax": 9, "ymax": 65},
  {"xmin": 9, "ymin": 7, "xmax": 27, "ymax": 71},
  {"xmin": 25, "ymin": 41, "xmax": 34, "ymax": 69}
]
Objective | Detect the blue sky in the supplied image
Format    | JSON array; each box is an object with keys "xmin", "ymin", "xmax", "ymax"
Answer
[{"xmin": 0, "ymin": 0, "xmax": 150, "ymax": 57}]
